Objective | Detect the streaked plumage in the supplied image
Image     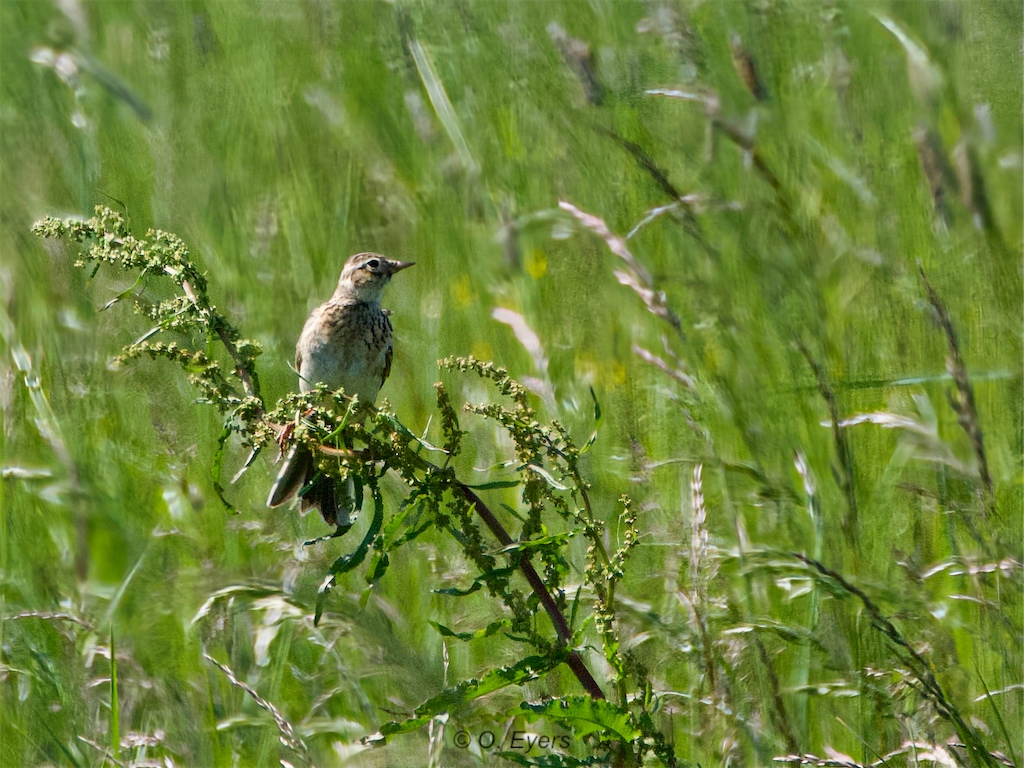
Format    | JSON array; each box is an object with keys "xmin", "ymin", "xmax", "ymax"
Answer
[{"xmin": 267, "ymin": 252, "xmax": 413, "ymax": 526}]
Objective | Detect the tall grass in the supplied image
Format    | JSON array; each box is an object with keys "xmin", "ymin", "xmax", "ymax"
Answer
[{"xmin": 1, "ymin": 1, "xmax": 1020, "ymax": 766}]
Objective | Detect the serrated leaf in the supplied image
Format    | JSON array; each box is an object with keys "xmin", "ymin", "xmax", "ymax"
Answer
[
  {"xmin": 368, "ymin": 655, "xmax": 562, "ymax": 743},
  {"xmin": 495, "ymin": 753, "xmax": 596, "ymax": 767},
  {"xmin": 516, "ymin": 696, "xmax": 640, "ymax": 741},
  {"xmin": 495, "ymin": 531, "xmax": 576, "ymax": 556}
]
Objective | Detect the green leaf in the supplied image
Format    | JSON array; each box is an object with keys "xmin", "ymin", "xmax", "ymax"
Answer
[
  {"xmin": 380, "ymin": 499, "xmax": 434, "ymax": 550},
  {"xmin": 211, "ymin": 424, "xmax": 237, "ymax": 513},
  {"xmin": 494, "ymin": 753, "xmax": 602, "ymax": 767},
  {"xmin": 392, "ymin": 516, "xmax": 435, "ymax": 548},
  {"xmin": 464, "ymin": 479, "xmax": 521, "ymax": 490},
  {"xmin": 516, "ymin": 696, "xmax": 640, "ymax": 741},
  {"xmin": 496, "ymin": 531, "xmax": 576, "ymax": 556},
  {"xmin": 380, "ymin": 500, "xmax": 414, "ymax": 544},
  {"xmin": 366, "ymin": 654, "xmax": 563, "ymax": 743},
  {"xmin": 568, "ymin": 585, "xmax": 584, "ymax": 634},
  {"xmin": 501, "ymin": 503, "xmax": 527, "ymax": 522},
  {"xmin": 432, "ymin": 581, "xmax": 482, "ymax": 597},
  {"xmin": 314, "ymin": 487, "xmax": 386, "ymax": 625},
  {"xmin": 429, "ymin": 618, "xmax": 510, "ymax": 641},
  {"xmin": 101, "ymin": 273, "xmax": 145, "ymax": 311},
  {"xmin": 366, "ymin": 550, "xmax": 390, "ymax": 582},
  {"xmin": 433, "ymin": 565, "xmax": 517, "ymax": 596},
  {"xmin": 581, "ymin": 386, "xmax": 603, "ymax": 455}
]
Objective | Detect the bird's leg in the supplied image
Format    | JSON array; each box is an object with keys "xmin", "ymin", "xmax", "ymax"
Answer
[
  {"xmin": 275, "ymin": 421, "xmax": 295, "ymax": 458},
  {"xmin": 275, "ymin": 408, "xmax": 315, "ymax": 460}
]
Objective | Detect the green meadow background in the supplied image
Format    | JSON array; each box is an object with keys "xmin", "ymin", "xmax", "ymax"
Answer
[{"xmin": 1, "ymin": 1, "xmax": 1020, "ymax": 766}]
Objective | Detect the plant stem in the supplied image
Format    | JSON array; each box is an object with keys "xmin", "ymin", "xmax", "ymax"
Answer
[
  {"xmin": 458, "ymin": 483, "xmax": 605, "ymax": 700},
  {"xmin": 181, "ymin": 278, "xmax": 262, "ymax": 407}
]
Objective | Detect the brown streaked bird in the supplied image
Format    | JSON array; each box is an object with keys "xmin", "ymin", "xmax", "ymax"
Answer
[{"xmin": 267, "ymin": 252, "xmax": 414, "ymax": 527}]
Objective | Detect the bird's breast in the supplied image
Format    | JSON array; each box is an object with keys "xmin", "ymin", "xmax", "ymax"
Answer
[{"xmin": 297, "ymin": 300, "xmax": 393, "ymax": 403}]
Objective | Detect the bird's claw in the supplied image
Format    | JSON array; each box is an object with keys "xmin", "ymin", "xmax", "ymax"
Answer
[
  {"xmin": 275, "ymin": 408, "xmax": 316, "ymax": 457},
  {"xmin": 276, "ymin": 421, "xmax": 295, "ymax": 456}
]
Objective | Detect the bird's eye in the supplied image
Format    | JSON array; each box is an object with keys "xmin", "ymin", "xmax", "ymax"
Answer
[{"xmin": 365, "ymin": 259, "xmax": 380, "ymax": 270}]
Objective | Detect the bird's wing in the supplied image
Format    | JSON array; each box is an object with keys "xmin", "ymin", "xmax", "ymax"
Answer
[
  {"xmin": 267, "ymin": 444, "xmax": 310, "ymax": 508},
  {"xmin": 294, "ymin": 303, "xmax": 324, "ymax": 382},
  {"xmin": 379, "ymin": 312, "xmax": 394, "ymax": 389},
  {"xmin": 381, "ymin": 339, "xmax": 393, "ymax": 389}
]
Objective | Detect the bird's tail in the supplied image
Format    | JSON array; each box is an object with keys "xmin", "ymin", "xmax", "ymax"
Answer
[
  {"xmin": 267, "ymin": 444, "xmax": 357, "ymax": 531},
  {"xmin": 267, "ymin": 444, "xmax": 310, "ymax": 508}
]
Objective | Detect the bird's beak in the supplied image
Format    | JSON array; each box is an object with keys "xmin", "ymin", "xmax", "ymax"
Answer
[{"xmin": 387, "ymin": 259, "xmax": 415, "ymax": 274}]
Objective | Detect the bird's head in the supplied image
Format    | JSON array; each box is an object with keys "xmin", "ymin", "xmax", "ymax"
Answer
[{"xmin": 334, "ymin": 252, "xmax": 414, "ymax": 302}]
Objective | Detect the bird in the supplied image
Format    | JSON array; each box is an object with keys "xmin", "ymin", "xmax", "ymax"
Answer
[{"xmin": 266, "ymin": 252, "xmax": 414, "ymax": 528}]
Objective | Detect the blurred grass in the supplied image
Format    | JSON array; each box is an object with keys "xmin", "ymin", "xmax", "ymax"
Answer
[{"xmin": 1, "ymin": 1, "xmax": 1021, "ymax": 766}]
